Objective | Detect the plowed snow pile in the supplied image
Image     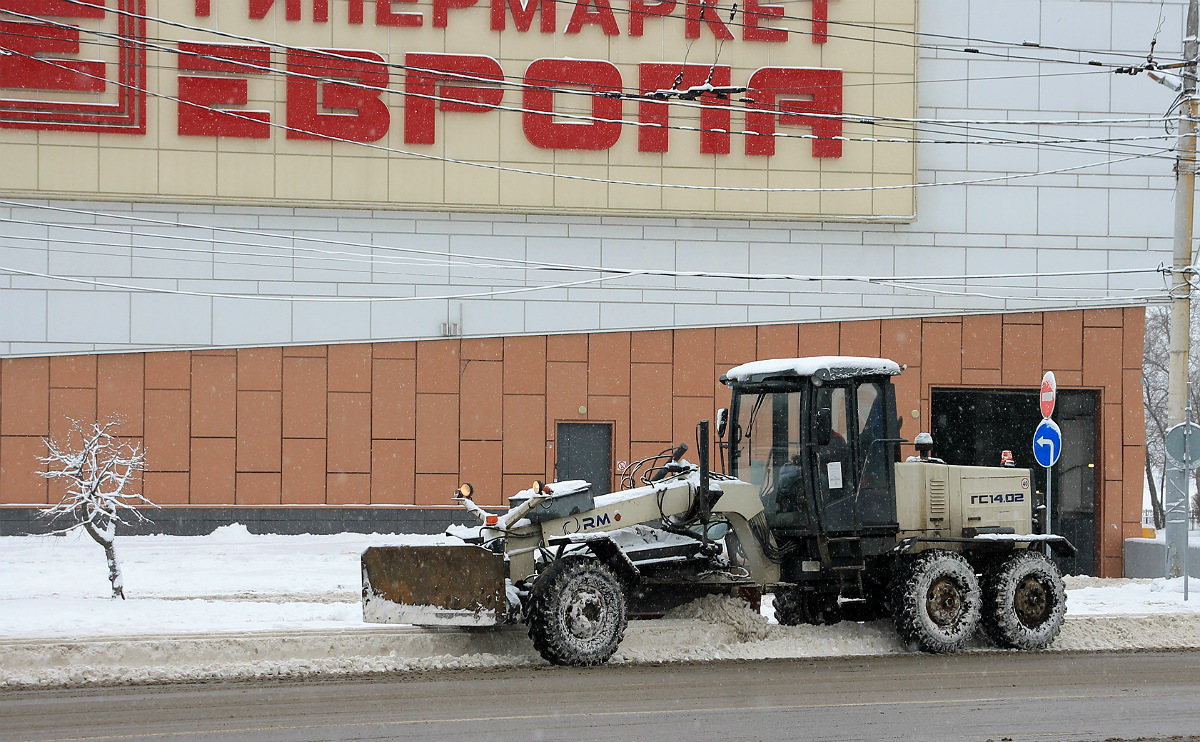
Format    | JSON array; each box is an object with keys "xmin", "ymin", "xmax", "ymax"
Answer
[{"xmin": 2, "ymin": 526, "xmax": 1199, "ymax": 688}]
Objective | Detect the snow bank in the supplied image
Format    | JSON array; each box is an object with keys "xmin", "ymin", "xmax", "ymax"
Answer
[{"xmin": 4, "ymin": 529, "xmax": 1200, "ymax": 688}]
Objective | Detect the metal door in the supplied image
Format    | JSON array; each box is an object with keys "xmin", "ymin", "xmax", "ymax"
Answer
[
  {"xmin": 556, "ymin": 422, "xmax": 613, "ymax": 496},
  {"xmin": 931, "ymin": 388, "xmax": 1098, "ymax": 575}
]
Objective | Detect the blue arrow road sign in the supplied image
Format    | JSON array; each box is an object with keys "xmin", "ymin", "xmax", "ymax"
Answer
[{"xmin": 1033, "ymin": 418, "xmax": 1062, "ymax": 468}]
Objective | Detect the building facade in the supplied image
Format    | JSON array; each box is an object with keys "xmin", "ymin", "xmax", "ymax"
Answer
[{"xmin": 0, "ymin": 0, "xmax": 1179, "ymax": 575}]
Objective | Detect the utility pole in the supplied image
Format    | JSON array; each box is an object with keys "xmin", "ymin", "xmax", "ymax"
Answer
[{"xmin": 1165, "ymin": 0, "xmax": 1199, "ymax": 580}]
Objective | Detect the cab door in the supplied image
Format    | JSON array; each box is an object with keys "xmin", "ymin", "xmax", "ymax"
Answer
[{"xmin": 811, "ymin": 383, "xmax": 856, "ymax": 532}]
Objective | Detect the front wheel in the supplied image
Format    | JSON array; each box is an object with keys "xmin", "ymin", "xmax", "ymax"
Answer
[
  {"xmin": 527, "ymin": 557, "xmax": 627, "ymax": 666},
  {"xmin": 981, "ymin": 550, "xmax": 1066, "ymax": 650},
  {"xmin": 892, "ymin": 550, "xmax": 981, "ymax": 653}
]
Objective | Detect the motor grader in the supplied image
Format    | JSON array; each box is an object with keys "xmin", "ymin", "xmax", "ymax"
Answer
[{"xmin": 362, "ymin": 356, "xmax": 1073, "ymax": 666}]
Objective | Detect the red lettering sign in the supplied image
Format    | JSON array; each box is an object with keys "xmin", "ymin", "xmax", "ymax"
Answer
[
  {"xmin": 742, "ymin": 0, "xmax": 786, "ymax": 42},
  {"xmin": 286, "ymin": 49, "xmax": 391, "ymax": 141},
  {"xmin": 0, "ymin": 0, "xmax": 146, "ymax": 133},
  {"xmin": 565, "ymin": 0, "xmax": 620, "ymax": 35},
  {"xmin": 523, "ymin": 59, "xmax": 622, "ymax": 150},
  {"xmin": 745, "ymin": 67, "xmax": 842, "ymax": 157},
  {"xmin": 433, "ymin": 0, "xmax": 476, "ymax": 26},
  {"xmin": 250, "ymin": 0, "xmax": 302, "ymax": 21},
  {"xmin": 404, "ymin": 53, "xmax": 504, "ymax": 144},
  {"xmin": 490, "ymin": 0, "xmax": 555, "ymax": 33},
  {"xmin": 684, "ymin": 0, "xmax": 733, "ymax": 40},
  {"xmin": 177, "ymin": 43, "xmax": 272, "ymax": 138},
  {"xmin": 628, "ymin": 0, "xmax": 675, "ymax": 36},
  {"xmin": 637, "ymin": 63, "xmax": 730, "ymax": 154},
  {"xmin": 376, "ymin": 0, "xmax": 422, "ymax": 26}
]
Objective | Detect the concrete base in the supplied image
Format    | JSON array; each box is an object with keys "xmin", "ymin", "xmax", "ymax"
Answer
[{"xmin": 1123, "ymin": 537, "xmax": 1200, "ymax": 578}]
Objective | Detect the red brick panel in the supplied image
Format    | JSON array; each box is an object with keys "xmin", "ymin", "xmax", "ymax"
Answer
[
  {"xmin": 1122, "ymin": 369, "xmax": 1145, "ymax": 447},
  {"xmin": 1, "ymin": 357, "xmax": 49, "ymax": 437},
  {"xmin": 237, "ymin": 347, "xmax": 282, "ymax": 391},
  {"xmin": 961, "ymin": 315, "xmax": 1002, "ymax": 370},
  {"xmin": 236, "ymin": 472, "xmax": 281, "ymax": 504},
  {"xmin": 328, "ymin": 392, "xmax": 371, "ymax": 473},
  {"xmin": 962, "ymin": 369, "xmax": 1001, "ymax": 386},
  {"xmin": 840, "ymin": 319, "xmax": 881, "ymax": 357},
  {"xmin": 415, "ymin": 393, "xmax": 459, "ymax": 473},
  {"xmin": 503, "ymin": 336, "xmax": 546, "ymax": 395},
  {"xmin": 1082, "ymin": 327, "xmax": 1122, "ymax": 394},
  {"xmin": 416, "ymin": 340, "xmax": 461, "ymax": 394},
  {"xmin": 880, "ymin": 318, "xmax": 921, "ymax": 367},
  {"xmin": 372, "ymin": 358, "xmax": 415, "ymax": 440},
  {"xmin": 546, "ymin": 362, "xmax": 587, "ymax": 436},
  {"xmin": 757, "ymin": 324, "xmax": 798, "ymax": 359},
  {"xmin": 673, "ymin": 328, "xmax": 715, "ymax": 397},
  {"xmin": 460, "ymin": 360, "xmax": 503, "ymax": 440},
  {"xmin": 630, "ymin": 363, "xmax": 671, "ymax": 442},
  {"xmin": 548, "ymin": 333, "xmax": 587, "ymax": 362},
  {"xmin": 0, "ymin": 436, "xmax": 48, "ymax": 504},
  {"xmin": 1043, "ymin": 311, "xmax": 1083, "ymax": 371},
  {"xmin": 797, "ymin": 322, "xmax": 839, "ymax": 357},
  {"xmin": 921, "ymin": 320, "xmax": 962, "ymax": 385},
  {"xmin": 372, "ymin": 341, "xmax": 415, "ymax": 359},
  {"xmin": 632, "ymin": 329, "xmax": 674, "ymax": 364},
  {"xmin": 143, "ymin": 471, "xmax": 189, "ymax": 505},
  {"xmin": 97, "ymin": 354, "xmax": 144, "ymax": 437},
  {"xmin": 1122, "ymin": 307, "xmax": 1145, "ymax": 369},
  {"xmin": 192, "ymin": 355, "xmax": 236, "ymax": 438},
  {"xmin": 371, "ymin": 439, "xmax": 415, "ymax": 505},
  {"xmin": 49, "ymin": 388, "xmax": 96, "ymax": 442},
  {"xmin": 49, "ymin": 355, "xmax": 96, "ymax": 389},
  {"xmin": 588, "ymin": 332, "xmax": 631, "ymax": 396},
  {"xmin": 328, "ymin": 343, "xmax": 372, "ymax": 393},
  {"xmin": 1084, "ymin": 308, "xmax": 1124, "ymax": 328},
  {"xmin": 503, "ymin": 395, "xmax": 545, "ymax": 474},
  {"xmin": 1102, "ymin": 403, "xmax": 1122, "ymax": 480},
  {"xmin": 327, "ymin": 472, "xmax": 370, "ymax": 504},
  {"xmin": 460, "ymin": 439, "xmax": 503, "ymax": 506},
  {"xmin": 190, "ymin": 437, "xmax": 235, "ymax": 504},
  {"xmin": 672, "ymin": 395, "xmax": 716, "ymax": 457},
  {"xmin": 145, "ymin": 352, "xmax": 191, "ymax": 390},
  {"xmin": 462, "ymin": 337, "xmax": 503, "ymax": 361},
  {"xmin": 415, "ymin": 473, "xmax": 460, "ymax": 506},
  {"xmin": 282, "ymin": 356, "xmax": 327, "ymax": 439},
  {"xmin": 236, "ymin": 391, "xmax": 282, "ymax": 472},
  {"xmin": 282, "ymin": 438, "xmax": 326, "ymax": 504},
  {"xmin": 283, "ymin": 345, "xmax": 328, "ymax": 358},
  {"xmin": 1000, "ymin": 322, "xmax": 1041, "ymax": 386},
  {"xmin": 144, "ymin": 389, "xmax": 190, "ymax": 471}
]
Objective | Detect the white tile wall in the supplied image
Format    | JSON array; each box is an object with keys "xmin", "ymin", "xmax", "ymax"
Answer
[{"xmin": 0, "ymin": 0, "xmax": 1185, "ymax": 356}]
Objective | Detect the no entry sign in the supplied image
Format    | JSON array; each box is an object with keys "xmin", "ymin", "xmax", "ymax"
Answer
[{"xmin": 1040, "ymin": 371, "xmax": 1057, "ymax": 419}]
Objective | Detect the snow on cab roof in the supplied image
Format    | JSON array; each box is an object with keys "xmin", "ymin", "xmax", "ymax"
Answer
[{"xmin": 722, "ymin": 356, "xmax": 902, "ymax": 384}]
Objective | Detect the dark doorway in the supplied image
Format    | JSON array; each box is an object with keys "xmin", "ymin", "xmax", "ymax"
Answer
[
  {"xmin": 556, "ymin": 422, "xmax": 613, "ymax": 496},
  {"xmin": 930, "ymin": 388, "xmax": 1098, "ymax": 576}
]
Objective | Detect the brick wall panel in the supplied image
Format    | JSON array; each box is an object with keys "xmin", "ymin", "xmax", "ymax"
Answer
[
  {"xmin": 757, "ymin": 324, "xmax": 798, "ymax": 359},
  {"xmin": 143, "ymin": 471, "xmax": 188, "ymax": 505},
  {"xmin": 589, "ymin": 332, "xmax": 631, "ymax": 396},
  {"xmin": 921, "ymin": 321, "xmax": 962, "ymax": 385},
  {"xmin": 1, "ymin": 358, "xmax": 49, "ymax": 437},
  {"xmin": 145, "ymin": 352, "xmax": 191, "ymax": 390},
  {"xmin": 503, "ymin": 336, "xmax": 546, "ymax": 395},
  {"xmin": 372, "ymin": 439, "xmax": 415, "ymax": 505},
  {"xmin": 49, "ymin": 355, "xmax": 96, "ymax": 389},
  {"xmin": 797, "ymin": 322, "xmax": 839, "ymax": 356},
  {"xmin": 237, "ymin": 347, "xmax": 282, "ymax": 391},
  {"xmin": 1000, "ymin": 323, "xmax": 1041, "ymax": 386},
  {"xmin": 548, "ymin": 333, "xmax": 588, "ymax": 362},
  {"xmin": 880, "ymin": 318, "xmax": 921, "ymax": 367},
  {"xmin": 632, "ymin": 329, "xmax": 674, "ymax": 364},
  {"xmin": 372, "ymin": 341, "xmax": 415, "ymax": 359},
  {"xmin": 673, "ymin": 328, "xmax": 716, "ymax": 397},
  {"xmin": 190, "ymin": 438, "xmax": 235, "ymax": 504},
  {"xmin": 415, "ymin": 473, "xmax": 460, "ymax": 506},
  {"xmin": 0, "ymin": 436, "xmax": 47, "ymax": 504},
  {"xmin": 461, "ymin": 440, "xmax": 504, "ymax": 506},
  {"xmin": 416, "ymin": 340, "xmax": 460, "ymax": 394},
  {"xmin": 1122, "ymin": 307, "xmax": 1145, "ymax": 369},
  {"xmin": 49, "ymin": 388, "xmax": 96, "ymax": 442},
  {"xmin": 462, "ymin": 337, "xmax": 503, "ymax": 361},
  {"xmin": 192, "ymin": 356, "xmax": 236, "ymax": 438},
  {"xmin": 97, "ymin": 354, "xmax": 144, "ymax": 437},
  {"xmin": 282, "ymin": 438, "xmax": 326, "ymax": 504},
  {"xmin": 961, "ymin": 315, "xmax": 1002, "ymax": 370},
  {"xmin": 631, "ymin": 363, "xmax": 671, "ymax": 442},
  {"xmin": 372, "ymin": 358, "xmax": 415, "ymax": 440},
  {"xmin": 840, "ymin": 319, "xmax": 881, "ymax": 357},
  {"xmin": 1043, "ymin": 311, "xmax": 1083, "ymax": 371},
  {"xmin": 283, "ymin": 356, "xmax": 327, "ymax": 438},
  {"xmin": 236, "ymin": 391, "xmax": 282, "ymax": 472},
  {"xmin": 460, "ymin": 360, "xmax": 503, "ymax": 440},
  {"xmin": 546, "ymin": 362, "xmax": 588, "ymax": 437},
  {"xmin": 327, "ymin": 472, "xmax": 370, "ymax": 504},
  {"xmin": 236, "ymin": 472, "xmax": 281, "ymax": 505},
  {"xmin": 144, "ymin": 389, "xmax": 190, "ymax": 471},
  {"xmin": 503, "ymin": 395, "xmax": 545, "ymax": 474},
  {"xmin": 1082, "ymin": 327, "xmax": 1122, "ymax": 393},
  {"xmin": 328, "ymin": 392, "xmax": 372, "ymax": 473},
  {"xmin": 328, "ymin": 344, "xmax": 372, "ymax": 393}
]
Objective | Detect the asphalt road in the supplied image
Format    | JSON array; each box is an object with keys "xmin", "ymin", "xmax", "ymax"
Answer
[{"xmin": 2, "ymin": 651, "xmax": 1199, "ymax": 742}]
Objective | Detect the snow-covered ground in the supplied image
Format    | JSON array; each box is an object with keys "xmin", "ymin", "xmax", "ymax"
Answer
[{"xmin": 2, "ymin": 524, "xmax": 1199, "ymax": 688}]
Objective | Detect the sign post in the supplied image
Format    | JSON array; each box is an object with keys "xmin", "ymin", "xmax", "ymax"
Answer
[
  {"xmin": 1163, "ymin": 420, "xmax": 1199, "ymax": 598},
  {"xmin": 1033, "ymin": 372, "xmax": 1060, "ymax": 537}
]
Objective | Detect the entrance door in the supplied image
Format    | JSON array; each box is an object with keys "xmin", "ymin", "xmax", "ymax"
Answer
[
  {"xmin": 931, "ymin": 388, "xmax": 1098, "ymax": 576},
  {"xmin": 556, "ymin": 422, "xmax": 613, "ymax": 496}
]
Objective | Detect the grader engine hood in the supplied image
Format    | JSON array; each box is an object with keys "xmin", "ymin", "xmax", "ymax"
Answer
[{"xmin": 894, "ymin": 462, "xmax": 1034, "ymax": 538}]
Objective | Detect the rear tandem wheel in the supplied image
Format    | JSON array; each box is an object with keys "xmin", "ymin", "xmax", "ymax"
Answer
[{"xmin": 892, "ymin": 549, "xmax": 982, "ymax": 653}]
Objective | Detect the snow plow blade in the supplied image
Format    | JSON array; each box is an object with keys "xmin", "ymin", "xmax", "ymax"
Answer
[{"xmin": 361, "ymin": 545, "xmax": 508, "ymax": 627}]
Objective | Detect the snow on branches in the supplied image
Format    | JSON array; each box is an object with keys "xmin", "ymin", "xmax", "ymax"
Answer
[{"xmin": 39, "ymin": 417, "xmax": 155, "ymax": 599}]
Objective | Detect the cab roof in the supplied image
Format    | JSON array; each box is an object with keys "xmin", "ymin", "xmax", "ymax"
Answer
[{"xmin": 721, "ymin": 356, "xmax": 902, "ymax": 385}]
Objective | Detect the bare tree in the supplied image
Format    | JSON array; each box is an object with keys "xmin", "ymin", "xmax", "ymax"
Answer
[
  {"xmin": 1143, "ymin": 304, "xmax": 1200, "ymax": 530},
  {"xmin": 39, "ymin": 418, "xmax": 154, "ymax": 599}
]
